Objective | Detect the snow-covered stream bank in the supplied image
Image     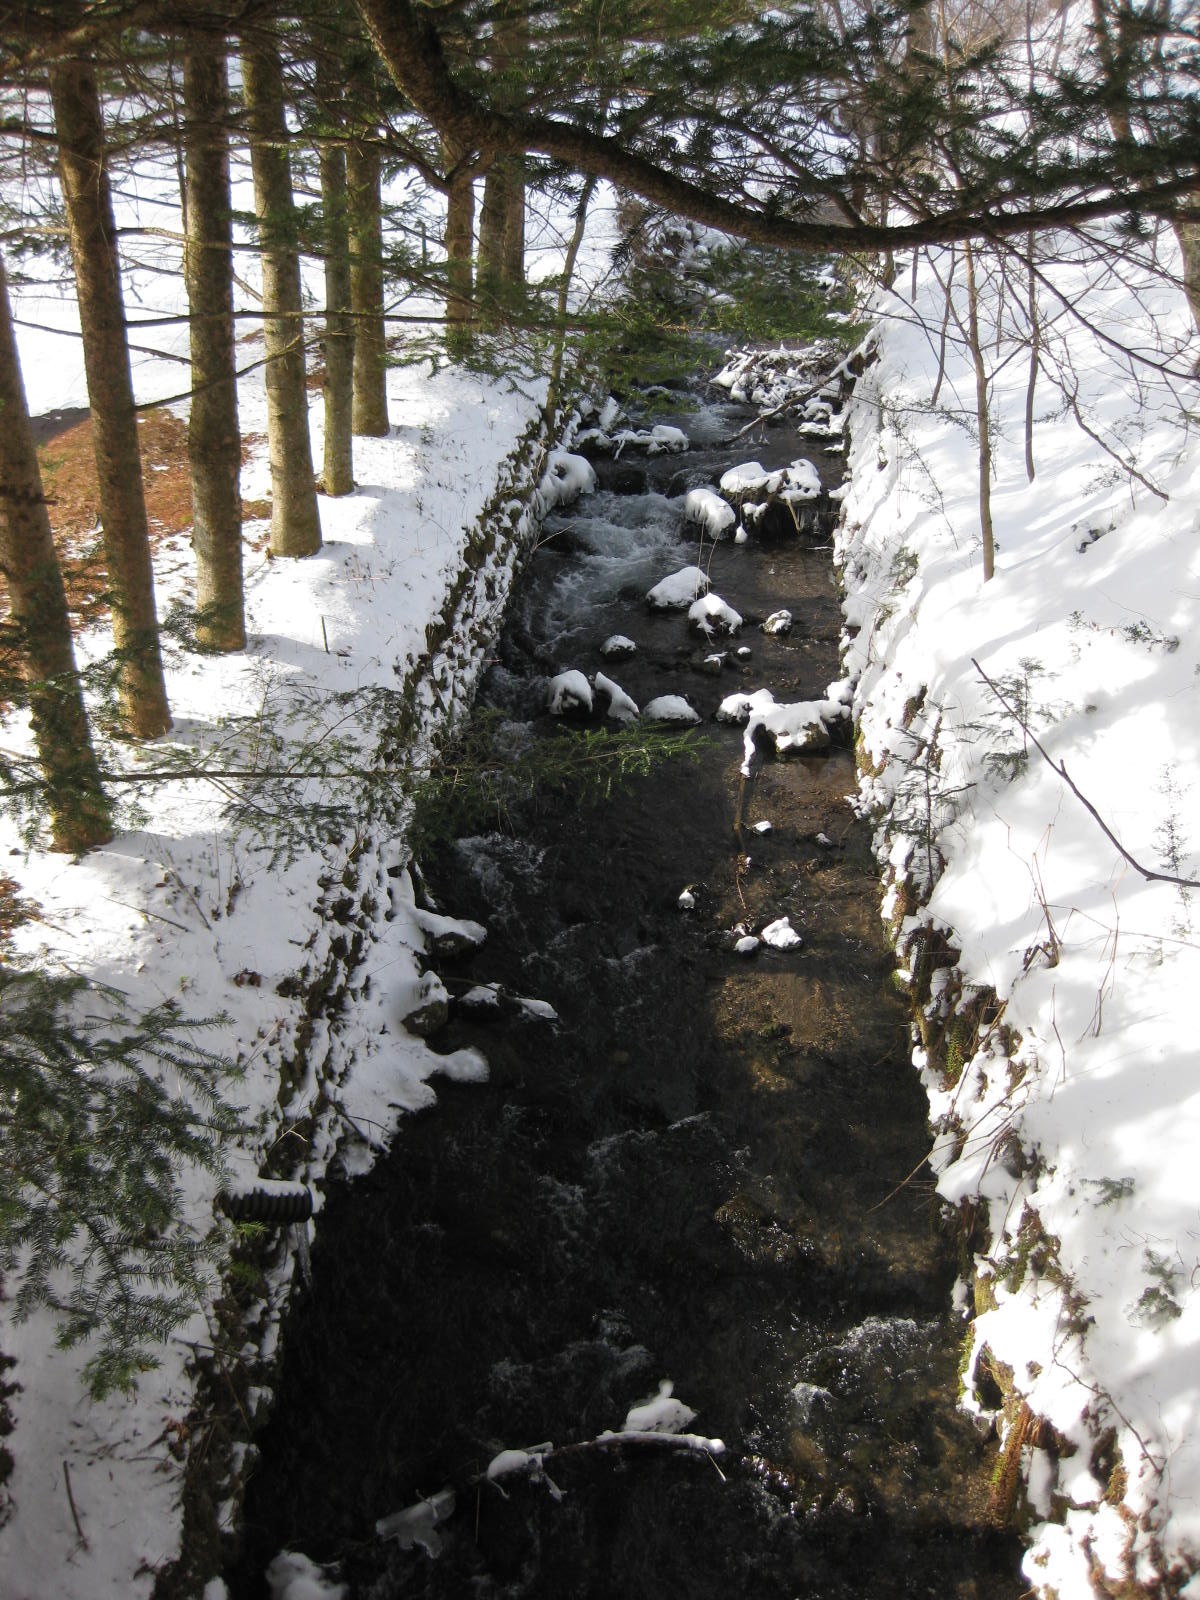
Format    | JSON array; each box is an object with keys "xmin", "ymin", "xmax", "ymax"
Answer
[{"xmin": 836, "ymin": 238, "xmax": 1200, "ymax": 1600}]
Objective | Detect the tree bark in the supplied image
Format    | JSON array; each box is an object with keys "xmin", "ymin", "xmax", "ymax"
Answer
[
  {"xmin": 319, "ymin": 68, "xmax": 355, "ymax": 492},
  {"xmin": 49, "ymin": 59, "xmax": 171, "ymax": 739},
  {"xmin": 347, "ymin": 137, "xmax": 389, "ymax": 435},
  {"xmin": 442, "ymin": 136, "xmax": 475, "ymax": 352},
  {"xmin": 502, "ymin": 153, "xmax": 525, "ymax": 284},
  {"xmin": 0, "ymin": 256, "xmax": 112, "ymax": 851},
  {"xmin": 478, "ymin": 159, "xmax": 507, "ymax": 315},
  {"xmin": 183, "ymin": 51, "xmax": 245, "ymax": 650},
  {"xmin": 478, "ymin": 154, "xmax": 525, "ymax": 309},
  {"xmin": 242, "ymin": 42, "xmax": 322, "ymax": 558}
]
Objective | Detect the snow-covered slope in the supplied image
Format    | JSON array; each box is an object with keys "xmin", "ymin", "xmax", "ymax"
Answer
[{"xmin": 838, "ymin": 232, "xmax": 1200, "ymax": 1598}]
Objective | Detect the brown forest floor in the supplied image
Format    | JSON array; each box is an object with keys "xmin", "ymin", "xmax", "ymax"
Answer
[{"xmin": 22, "ymin": 407, "xmax": 270, "ymax": 628}]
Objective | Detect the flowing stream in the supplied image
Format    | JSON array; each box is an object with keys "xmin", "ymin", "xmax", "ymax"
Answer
[{"xmin": 227, "ymin": 373, "xmax": 1024, "ymax": 1599}]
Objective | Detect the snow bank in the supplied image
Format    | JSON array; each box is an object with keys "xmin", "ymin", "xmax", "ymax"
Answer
[{"xmin": 839, "ymin": 223, "xmax": 1200, "ymax": 1598}]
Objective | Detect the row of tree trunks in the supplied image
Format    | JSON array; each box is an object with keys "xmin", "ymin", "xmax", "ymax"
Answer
[
  {"xmin": 48, "ymin": 60, "xmax": 172, "ymax": 739},
  {"xmin": 183, "ymin": 51, "xmax": 245, "ymax": 650},
  {"xmin": 243, "ymin": 42, "xmax": 323, "ymax": 559},
  {"xmin": 0, "ymin": 257, "xmax": 112, "ymax": 852},
  {"xmin": 20, "ymin": 36, "xmax": 467, "ymax": 847}
]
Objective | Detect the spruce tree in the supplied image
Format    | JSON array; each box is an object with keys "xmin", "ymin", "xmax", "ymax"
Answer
[{"xmin": 49, "ymin": 57, "xmax": 172, "ymax": 740}]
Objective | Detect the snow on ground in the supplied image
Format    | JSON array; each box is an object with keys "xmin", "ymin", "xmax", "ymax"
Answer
[
  {"xmin": 0, "ymin": 139, "xmax": 626, "ymax": 1598},
  {"xmin": 838, "ymin": 230, "xmax": 1200, "ymax": 1597}
]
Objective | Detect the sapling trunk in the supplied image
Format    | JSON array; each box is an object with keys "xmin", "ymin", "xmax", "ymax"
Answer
[{"xmin": 963, "ymin": 239, "xmax": 995, "ymax": 582}]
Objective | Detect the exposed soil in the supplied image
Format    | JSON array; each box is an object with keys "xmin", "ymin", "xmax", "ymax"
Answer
[{"xmin": 0, "ymin": 409, "xmax": 272, "ymax": 629}]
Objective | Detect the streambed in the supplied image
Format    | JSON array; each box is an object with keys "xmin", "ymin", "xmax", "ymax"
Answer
[{"xmin": 228, "ymin": 373, "xmax": 1023, "ymax": 1599}]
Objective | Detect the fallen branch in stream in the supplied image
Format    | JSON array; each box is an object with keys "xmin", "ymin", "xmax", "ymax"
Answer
[
  {"xmin": 972, "ymin": 658, "xmax": 1200, "ymax": 890},
  {"xmin": 374, "ymin": 1382, "xmax": 726, "ymax": 1556}
]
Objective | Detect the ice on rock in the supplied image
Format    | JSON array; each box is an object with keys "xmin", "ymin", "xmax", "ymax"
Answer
[
  {"xmin": 461, "ymin": 984, "xmax": 503, "ymax": 1011},
  {"xmin": 595, "ymin": 672, "xmax": 640, "ymax": 723},
  {"xmin": 376, "ymin": 1488, "xmax": 456, "ymax": 1555},
  {"xmin": 761, "ymin": 917, "xmax": 802, "ymax": 949},
  {"xmin": 643, "ymin": 695, "xmax": 700, "ymax": 724},
  {"xmin": 780, "ymin": 458, "xmax": 821, "ymax": 500},
  {"xmin": 678, "ymin": 887, "xmax": 696, "ymax": 910},
  {"xmin": 753, "ymin": 820, "xmax": 773, "ymax": 834},
  {"xmin": 763, "ymin": 610, "xmax": 793, "ymax": 636},
  {"xmin": 540, "ymin": 449, "xmax": 597, "ymax": 506},
  {"xmin": 411, "ymin": 902, "xmax": 487, "ymax": 957},
  {"xmin": 688, "ymin": 593, "xmax": 743, "ymax": 637},
  {"xmin": 718, "ymin": 458, "xmax": 821, "ymax": 508},
  {"xmin": 548, "ymin": 669, "xmax": 593, "ymax": 715},
  {"xmin": 265, "ymin": 1552, "xmax": 348, "ymax": 1600},
  {"xmin": 716, "ymin": 687, "xmax": 834, "ymax": 771},
  {"xmin": 486, "ymin": 1446, "xmax": 551, "ymax": 1481},
  {"xmin": 601, "ymin": 634, "xmax": 637, "ymax": 659},
  {"xmin": 735, "ymin": 935, "xmax": 761, "ymax": 956},
  {"xmin": 517, "ymin": 996, "xmax": 559, "ymax": 1022},
  {"xmin": 623, "ymin": 1380, "xmax": 697, "ymax": 1435},
  {"xmin": 684, "ymin": 487, "xmax": 736, "ymax": 540},
  {"xmin": 432, "ymin": 1047, "xmax": 490, "ymax": 1082},
  {"xmin": 646, "ymin": 566, "xmax": 710, "ymax": 609},
  {"xmin": 720, "ymin": 461, "xmax": 775, "ymax": 497}
]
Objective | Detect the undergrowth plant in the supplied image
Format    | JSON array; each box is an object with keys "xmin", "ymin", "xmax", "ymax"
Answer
[
  {"xmin": 0, "ymin": 966, "xmax": 242, "ymax": 1398},
  {"xmin": 409, "ymin": 711, "xmax": 710, "ymax": 855}
]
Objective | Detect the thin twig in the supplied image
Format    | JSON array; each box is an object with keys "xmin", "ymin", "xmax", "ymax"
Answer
[
  {"xmin": 972, "ymin": 659, "xmax": 1200, "ymax": 889},
  {"xmin": 63, "ymin": 1460, "xmax": 88, "ymax": 1550}
]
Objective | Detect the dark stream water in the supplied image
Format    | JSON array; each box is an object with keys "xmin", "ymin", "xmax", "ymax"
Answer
[{"xmin": 228, "ymin": 378, "xmax": 1023, "ymax": 1599}]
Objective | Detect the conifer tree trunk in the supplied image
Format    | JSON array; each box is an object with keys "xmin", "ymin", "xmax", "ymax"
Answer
[
  {"xmin": 0, "ymin": 256, "xmax": 112, "ymax": 851},
  {"xmin": 49, "ymin": 60, "xmax": 171, "ymax": 739},
  {"xmin": 242, "ymin": 42, "xmax": 322, "ymax": 558},
  {"xmin": 183, "ymin": 51, "xmax": 245, "ymax": 650},
  {"xmin": 502, "ymin": 154, "xmax": 525, "ymax": 285},
  {"xmin": 319, "ymin": 70, "xmax": 355, "ymax": 492},
  {"xmin": 478, "ymin": 161, "xmax": 507, "ymax": 316},
  {"xmin": 442, "ymin": 136, "xmax": 475, "ymax": 351},
  {"xmin": 347, "ymin": 138, "xmax": 389, "ymax": 435}
]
